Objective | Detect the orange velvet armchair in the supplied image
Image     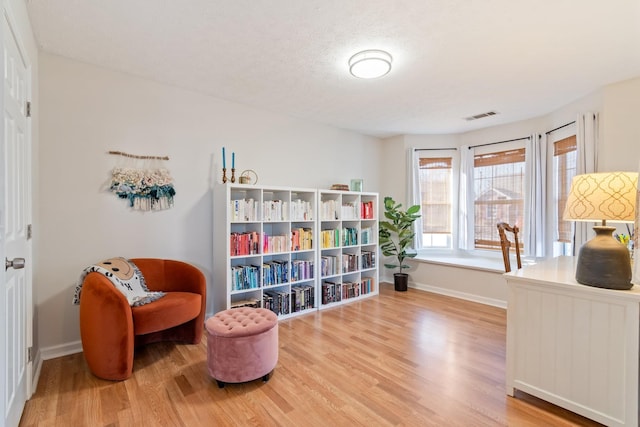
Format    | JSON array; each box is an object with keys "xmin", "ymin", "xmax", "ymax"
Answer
[{"xmin": 79, "ymin": 258, "xmax": 206, "ymax": 380}]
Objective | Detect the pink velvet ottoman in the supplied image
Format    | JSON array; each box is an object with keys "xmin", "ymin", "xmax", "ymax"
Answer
[{"xmin": 205, "ymin": 307, "xmax": 278, "ymax": 388}]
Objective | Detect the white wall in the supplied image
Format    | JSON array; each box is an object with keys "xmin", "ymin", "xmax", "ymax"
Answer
[
  {"xmin": 601, "ymin": 76, "xmax": 640, "ymax": 171},
  {"xmin": 36, "ymin": 52, "xmax": 382, "ymax": 352}
]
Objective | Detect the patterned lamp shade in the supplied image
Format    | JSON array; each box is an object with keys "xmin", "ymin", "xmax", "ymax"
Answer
[{"xmin": 563, "ymin": 172, "xmax": 638, "ymax": 224}]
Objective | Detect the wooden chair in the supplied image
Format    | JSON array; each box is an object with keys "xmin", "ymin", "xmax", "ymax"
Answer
[{"xmin": 497, "ymin": 222, "xmax": 522, "ymax": 273}]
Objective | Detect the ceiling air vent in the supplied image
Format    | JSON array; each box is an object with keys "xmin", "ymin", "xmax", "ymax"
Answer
[{"xmin": 464, "ymin": 111, "xmax": 498, "ymax": 121}]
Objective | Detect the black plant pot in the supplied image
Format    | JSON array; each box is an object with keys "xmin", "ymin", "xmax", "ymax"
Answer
[{"xmin": 393, "ymin": 273, "xmax": 408, "ymax": 292}]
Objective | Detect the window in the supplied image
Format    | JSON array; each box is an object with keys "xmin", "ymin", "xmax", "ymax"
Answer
[
  {"xmin": 473, "ymin": 148, "xmax": 525, "ymax": 251},
  {"xmin": 417, "ymin": 155, "xmax": 453, "ymax": 248},
  {"xmin": 552, "ymin": 135, "xmax": 576, "ymax": 256}
]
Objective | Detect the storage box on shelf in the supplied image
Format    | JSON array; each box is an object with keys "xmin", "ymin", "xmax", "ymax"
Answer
[
  {"xmin": 213, "ymin": 184, "xmax": 317, "ymax": 319},
  {"xmin": 318, "ymin": 190, "xmax": 379, "ymax": 309}
]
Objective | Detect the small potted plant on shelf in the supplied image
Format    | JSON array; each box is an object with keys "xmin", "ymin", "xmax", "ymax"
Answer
[{"xmin": 378, "ymin": 196, "xmax": 421, "ymax": 292}]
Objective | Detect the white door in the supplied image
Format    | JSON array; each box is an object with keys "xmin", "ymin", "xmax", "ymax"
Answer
[{"xmin": 2, "ymin": 7, "xmax": 32, "ymax": 427}]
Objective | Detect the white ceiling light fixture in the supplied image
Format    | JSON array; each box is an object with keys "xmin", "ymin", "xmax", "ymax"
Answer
[{"xmin": 349, "ymin": 49, "xmax": 393, "ymax": 79}]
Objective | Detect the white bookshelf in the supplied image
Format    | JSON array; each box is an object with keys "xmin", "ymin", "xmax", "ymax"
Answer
[
  {"xmin": 317, "ymin": 190, "xmax": 379, "ymax": 309},
  {"xmin": 212, "ymin": 184, "xmax": 317, "ymax": 319}
]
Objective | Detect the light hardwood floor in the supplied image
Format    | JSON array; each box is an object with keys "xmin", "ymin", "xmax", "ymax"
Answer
[{"xmin": 20, "ymin": 284, "xmax": 602, "ymax": 426}]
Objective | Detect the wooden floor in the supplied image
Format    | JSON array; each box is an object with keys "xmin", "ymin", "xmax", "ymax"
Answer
[{"xmin": 20, "ymin": 284, "xmax": 602, "ymax": 427}]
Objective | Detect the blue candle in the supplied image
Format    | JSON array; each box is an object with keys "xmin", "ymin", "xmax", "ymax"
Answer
[
  {"xmin": 222, "ymin": 147, "xmax": 226, "ymax": 169},
  {"xmin": 232, "ymin": 152, "xmax": 235, "ymax": 169}
]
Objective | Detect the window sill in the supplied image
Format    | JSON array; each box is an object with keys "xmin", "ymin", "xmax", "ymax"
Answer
[{"xmin": 412, "ymin": 250, "xmax": 536, "ymax": 274}]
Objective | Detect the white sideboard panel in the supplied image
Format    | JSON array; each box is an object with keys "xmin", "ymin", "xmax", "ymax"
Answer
[{"xmin": 506, "ymin": 257, "xmax": 640, "ymax": 426}]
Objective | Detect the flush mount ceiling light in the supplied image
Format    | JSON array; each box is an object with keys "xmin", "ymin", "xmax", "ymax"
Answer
[{"xmin": 348, "ymin": 49, "xmax": 392, "ymax": 79}]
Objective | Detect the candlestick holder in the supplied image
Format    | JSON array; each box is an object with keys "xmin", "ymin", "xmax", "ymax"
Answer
[
  {"xmin": 222, "ymin": 168, "xmax": 228, "ymax": 183},
  {"xmin": 231, "ymin": 168, "xmax": 236, "ymax": 183}
]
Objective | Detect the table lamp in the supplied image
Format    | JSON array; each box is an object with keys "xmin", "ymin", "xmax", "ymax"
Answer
[{"xmin": 562, "ymin": 171, "xmax": 638, "ymax": 290}]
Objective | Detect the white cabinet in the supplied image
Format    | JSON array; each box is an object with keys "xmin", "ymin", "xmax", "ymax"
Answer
[
  {"xmin": 318, "ymin": 190, "xmax": 379, "ymax": 309},
  {"xmin": 213, "ymin": 185, "xmax": 379, "ymax": 319},
  {"xmin": 212, "ymin": 184, "xmax": 317, "ymax": 319},
  {"xmin": 505, "ymin": 256, "xmax": 640, "ymax": 426}
]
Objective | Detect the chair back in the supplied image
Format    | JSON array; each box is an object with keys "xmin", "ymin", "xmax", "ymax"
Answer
[{"xmin": 497, "ymin": 222, "xmax": 522, "ymax": 272}]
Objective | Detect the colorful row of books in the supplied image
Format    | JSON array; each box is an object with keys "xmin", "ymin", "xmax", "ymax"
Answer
[
  {"xmin": 234, "ymin": 259, "xmax": 315, "ymax": 289},
  {"xmin": 243, "ymin": 228, "xmax": 313, "ymax": 254},
  {"xmin": 230, "ymin": 231, "xmax": 260, "ymax": 256},
  {"xmin": 320, "ymin": 228, "xmax": 340, "ymax": 248},
  {"xmin": 291, "ymin": 259, "xmax": 314, "ymax": 282},
  {"xmin": 342, "ymin": 227, "xmax": 358, "ymax": 246},
  {"xmin": 231, "ymin": 265, "xmax": 260, "ymax": 291},
  {"xmin": 262, "ymin": 260, "xmax": 289, "ymax": 286},
  {"xmin": 230, "ymin": 285, "xmax": 316, "ymax": 315},
  {"xmin": 320, "ymin": 227, "xmax": 376, "ymax": 248},
  {"xmin": 291, "ymin": 227, "xmax": 313, "ymax": 251},
  {"xmin": 321, "ymin": 277, "xmax": 375, "ymax": 304}
]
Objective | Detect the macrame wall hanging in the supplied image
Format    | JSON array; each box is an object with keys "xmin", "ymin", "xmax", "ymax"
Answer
[{"xmin": 108, "ymin": 150, "xmax": 176, "ymax": 211}]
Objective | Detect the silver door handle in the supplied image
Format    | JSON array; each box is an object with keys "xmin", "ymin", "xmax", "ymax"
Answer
[{"xmin": 5, "ymin": 257, "xmax": 25, "ymax": 270}]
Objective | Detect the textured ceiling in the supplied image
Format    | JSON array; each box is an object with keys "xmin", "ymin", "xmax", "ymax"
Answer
[{"xmin": 26, "ymin": 0, "xmax": 640, "ymax": 137}]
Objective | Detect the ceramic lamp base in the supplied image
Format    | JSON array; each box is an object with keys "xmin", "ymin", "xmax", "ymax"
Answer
[{"xmin": 575, "ymin": 226, "xmax": 632, "ymax": 290}]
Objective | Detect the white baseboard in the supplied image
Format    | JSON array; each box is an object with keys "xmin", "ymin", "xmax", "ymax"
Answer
[
  {"xmin": 40, "ymin": 340, "xmax": 83, "ymax": 360},
  {"xmin": 408, "ymin": 280, "xmax": 507, "ymax": 309},
  {"xmin": 28, "ymin": 342, "xmax": 82, "ymax": 399}
]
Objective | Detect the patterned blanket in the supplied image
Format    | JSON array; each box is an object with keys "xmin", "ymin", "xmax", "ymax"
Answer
[{"xmin": 73, "ymin": 257, "xmax": 165, "ymax": 306}]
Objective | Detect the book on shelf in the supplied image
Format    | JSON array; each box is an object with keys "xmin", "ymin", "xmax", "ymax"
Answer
[
  {"xmin": 263, "ymin": 290, "xmax": 290, "ymax": 315},
  {"xmin": 229, "ymin": 231, "xmax": 260, "ymax": 256},
  {"xmin": 360, "ymin": 200, "xmax": 374, "ymax": 219},
  {"xmin": 360, "ymin": 226, "xmax": 373, "ymax": 244},
  {"xmin": 342, "ymin": 227, "xmax": 358, "ymax": 246},
  {"xmin": 230, "ymin": 198, "xmax": 259, "ymax": 222},
  {"xmin": 262, "ymin": 260, "xmax": 289, "ymax": 286},
  {"xmin": 291, "ymin": 259, "xmax": 314, "ymax": 282},
  {"xmin": 320, "ymin": 228, "xmax": 340, "ymax": 248},
  {"xmin": 341, "ymin": 253, "xmax": 359, "ymax": 273},
  {"xmin": 342, "ymin": 281, "xmax": 360, "ymax": 299},
  {"xmin": 361, "ymin": 251, "xmax": 376, "ymax": 269},
  {"xmin": 230, "ymin": 298, "xmax": 260, "ymax": 309},
  {"xmin": 320, "ymin": 255, "xmax": 338, "ymax": 277},
  {"xmin": 263, "ymin": 233, "xmax": 288, "ymax": 253},
  {"xmin": 361, "ymin": 277, "xmax": 375, "ymax": 294},
  {"xmin": 291, "ymin": 284, "xmax": 314, "ymax": 312},
  {"xmin": 321, "ymin": 281, "xmax": 342, "ymax": 304},
  {"xmin": 231, "ymin": 264, "xmax": 260, "ymax": 291},
  {"xmin": 341, "ymin": 202, "xmax": 358, "ymax": 220},
  {"xmin": 320, "ymin": 199, "xmax": 339, "ymax": 220},
  {"xmin": 291, "ymin": 227, "xmax": 313, "ymax": 251},
  {"xmin": 291, "ymin": 199, "xmax": 313, "ymax": 221},
  {"xmin": 263, "ymin": 199, "xmax": 288, "ymax": 222},
  {"xmin": 330, "ymin": 184, "xmax": 350, "ymax": 191}
]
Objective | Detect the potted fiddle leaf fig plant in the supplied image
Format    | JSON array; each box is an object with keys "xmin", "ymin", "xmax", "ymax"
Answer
[{"xmin": 379, "ymin": 196, "xmax": 421, "ymax": 291}]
